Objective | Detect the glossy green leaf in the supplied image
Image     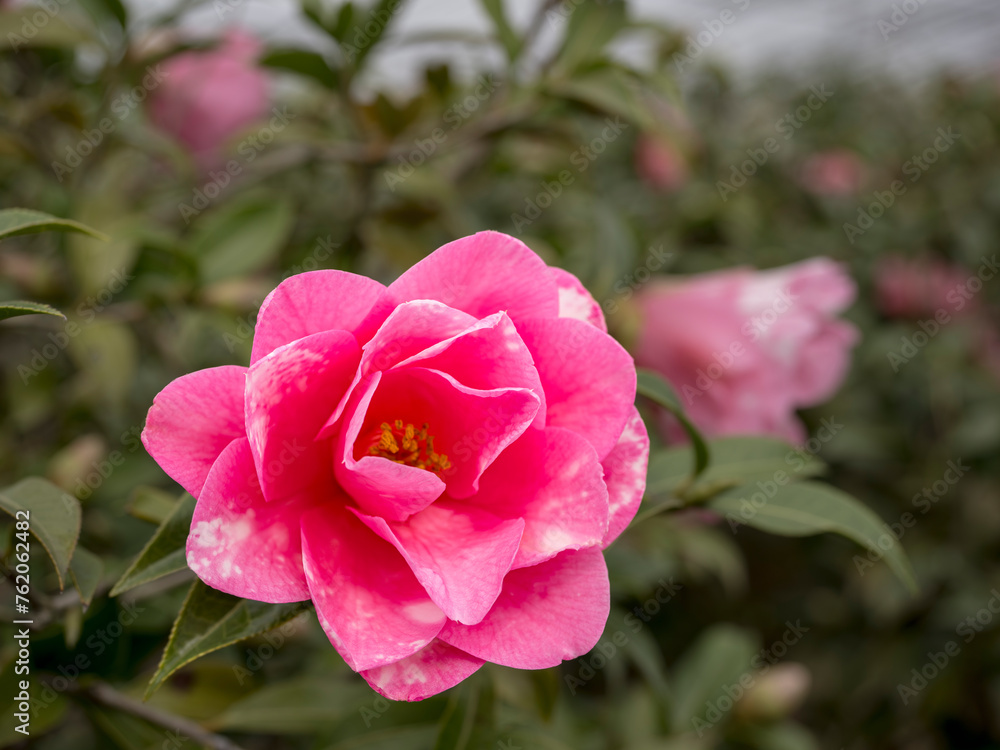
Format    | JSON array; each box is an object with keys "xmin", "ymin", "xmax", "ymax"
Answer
[
  {"xmin": 110, "ymin": 493, "xmax": 195, "ymax": 597},
  {"xmin": 636, "ymin": 368, "xmax": 710, "ymax": 480},
  {"xmin": 669, "ymin": 624, "xmax": 759, "ymax": 730},
  {"xmin": 0, "ymin": 208, "xmax": 107, "ymax": 241},
  {"xmin": 0, "ymin": 301, "xmax": 66, "ymax": 321},
  {"xmin": 145, "ymin": 580, "xmax": 308, "ymax": 698},
  {"xmin": 0, "ymin": 477, "xmax": 82, "ymax": 590},
  {"xmin": 193, "ymin": 196, "xmax": 295, "ymax": 284},
  {"xmin": 69, "ymin": 546, "xmax": 104, "ymax": 607},
  {"xmin": 707, "ymin": 481, "xmax": 918, "ymax": 593}
]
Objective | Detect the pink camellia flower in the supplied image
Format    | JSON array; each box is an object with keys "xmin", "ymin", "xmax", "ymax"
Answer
[
  {"xmin": 799, "ymin": 149, "xmax": 866, "ymax": 196},
  {"xmin": 148, "ymin": 29, "xmax": 269, "ymax": 168},
  {"xmin": 635, "ymin": 134, "xmax": 689, "ymax": 192},
  {"xmin": 142, "ymin": 231, "xmax": 648, "ymax": 701},
  {"xmin": 875, "ymin": 255, "xmax": 975, "ymax": 319},
  {"xmin": 633, "ymin": 258, "xmax": 858, "ymax": 443}
]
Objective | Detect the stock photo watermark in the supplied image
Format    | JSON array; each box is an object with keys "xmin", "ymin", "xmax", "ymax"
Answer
[
  {"xmin": 692, "ymin": 620, "xmax": 810, "ymax": 736},
  {"xmin": 716, "ymin": 84, "xmax": 834, "ymax": 201},
  {"xmin": 177, "ymin": 107, "xmax": 296, "ymax": 223},
  {"xmin": 886, "ymin": 255, "xmax": 998, "ymax": 371},
  {"xmin": 510, "ymin": 116, "xmax": 629, "ymax": 231},
  {"xmin": 672, "ymin": 0, "xmax": 753, "ymax": 73},
  {"xmin": 854, "ymin": 459, "xmax": 969, "ymax": 576},
  {"xmin": 17, "ymin": 269, "xmax": 135, "ymax": 384},
  {"xmin": 843, "ymin": 126, "xmax": 960, "ymax": 244},
  {"xmin": 384, "ymin": 74, "xmax": 500, "ymax": 192},
  {"xmin": 897, "ymin": 588, "xmax": 1000, "ymax": 705},
  {"xmin": 564, "ymin": 577, "xmax": 683, "ymax": 694}
]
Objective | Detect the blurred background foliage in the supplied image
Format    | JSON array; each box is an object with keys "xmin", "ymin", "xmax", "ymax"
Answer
[{"xmin": 1, "ymin": 0, "xmax": 999, "ymax": 748}]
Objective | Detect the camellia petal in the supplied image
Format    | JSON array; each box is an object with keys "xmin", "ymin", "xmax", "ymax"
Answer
[
  {"xmin": 334, "ymin": 372, "xmax": 447, "ymax": 522},
  {"xmin": 141, "ymin": 230, "xmax": 648, "ymax": 703},
  {"xmin": 337, "ymin": 367, "xmax": 540, "ymax": 508},
  {"xmin": 471, "ymin": 426, "xmax": 609, "ymax": 568},
  {"xmin": 397, "ymin": 311, "xmax": 546, "ymax": 425},
  {"xmin": 550, "ymin": 266, "xmax": 608, "ymax": 332},
  {"xmin": 142, "ymin": 365, "xmax": 247, "ymax": 498},
  {"xmin": 369, "ymin": 231, "xmax": 560, "ymax": 327},
  {"xmin": 245, "ymin": 330, "xmax": 360, "ymax": 502},
  {"xmin": 250, "ymin": 270, "xmax": 386, "ymax": 362},
  {"xmin": 317, "ymin": 300, "xmax": 477, "ymax": 439},
  {"xmin": 516, "ymin": 317, "xmax": 636, "ymax": 460},
  {"xmin": 186, "ymin": 438, "xmax": 314, "ymax": 602},
  {"xmin": 361, "ymin": 640, "xmax": 484, "ymax": 702},
  {"xmin": 438, "ymin": 548, "xmax": 610, "ymax": 670},
  {"xmin": 600, "ymin": 407, "xmax": 649, "ymax": 547},
  {"xmin": 353, "ymin": 501, "xmax": 524, "ymax": 625},
  {"xmin": 301, "ymin": 504, "xmax": 447, "ymax": 672}
]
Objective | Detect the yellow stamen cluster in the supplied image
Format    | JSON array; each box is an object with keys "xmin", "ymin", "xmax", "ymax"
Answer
[{"xmin": 368, "ymin": 419, "xmax": 452, "ymax": 473}]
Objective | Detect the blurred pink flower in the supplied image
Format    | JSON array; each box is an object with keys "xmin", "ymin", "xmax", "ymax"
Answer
[
  {"xmin": 149, "ymin": 30, "xmax": 269, "ymax": 169},
  {"xmin": 142, "ymin": 231, "xmax": 648, "ymax": 701},
  {"xmin": 635, "ymin": 134, "xmax": 689, "ymax": 192},
  {"xmin": 875, "ymin": 255, "xmax": 975, "ymax": 319},
  {"xmin": 799, "ymin": 149, "xmax": 866, "ymax": 196},
  {"xmin": 633, "ymin": 259, "xmax": 858, "ymax": 443}
]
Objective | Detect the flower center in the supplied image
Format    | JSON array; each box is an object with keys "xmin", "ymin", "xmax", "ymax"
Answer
[{"xmin": 367, "ymin": 419, "xmax": 452, "ymax": 473}]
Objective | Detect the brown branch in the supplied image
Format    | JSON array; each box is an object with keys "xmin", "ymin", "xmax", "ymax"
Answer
[{"xmin": 82, "ymin": 682, "xmax": 246, "ymax": 750}]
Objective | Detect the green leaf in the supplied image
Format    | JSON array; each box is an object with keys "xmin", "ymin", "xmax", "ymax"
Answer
[
  {"xmin": 0, "ymin": 477, "xmax": 82, "ymax": 590},
  {"xmin": 0, "ymin": 11, "xmax": 91, "ymax": 50},
  {"xmin": 261, "ymin": 49, "xmax": 339, "ymax": 89},
  {"xmin": 548, "ymin": 66, "xmax": 654, "ymax": 129},
  {"xmin": 741, "ymin": 721, "xmax": 820, "ymax": 750},
  {"xmin": 670, "ymin": 624, "xmax": 759, "ymax": 730},
  {"xmin": 551, "ymin": 0, "xmax": 627, "ymax": 76},
  {"xmin": 193, "ymin": 196, "xmax": 295, "ymax": 284},
  {"xmin": 110, "ymin": 494, "xmax": 195, "ymax": 597},
  {"xmin": 69, "ymin": 546, "xmax": 104, "ymax": 607},
  {"xmin": 433, "ymin": 678, "xmax": 493, "ymax": 750},
  {"xmin": 67, "ymin": 320, "xmax": 138, "ymax": 413},
  {"xmin": 86, "ymin": 705, "xmax": 165, "ymax": 750},
  {"xmin": 636, "ymin": 369, "xmax": 709, "ymax": 479},
  {"xmin": 209, "ymin": 676, "xmax": 371, "ymax": 734},
  {"xmin": 145, "ymin": 580, "xmax": 308, "ymax": 698},
  {"xmin": 707, "ymin": 481, "xmax": 919, "ymax": 593},
  {"xmin": 0, "ymin": 208, "xmax": 108, "ymax": 242},
  {"xmin": 344, "ymin": 0, "xmax": 405, "ymax": 67},
  {"xmin": 528, "ymin": 668, "xmax": 560, "ymax": 721},
  {"xmin": 669, "ymin": 523, "xmax": 747, "ymax": 595},
  {"xmin": 78, "ymin": 0, "xmax": 127, "ymax": 27},
  {"xmin": 479, "ymin": 0, "xmax": 520, "ymax": 59},
  {"xmin": 0, "ymin": 300, "xmax": 66, "ymax": 321},
  {"xmin": 332, "ymin": 2, "xmax": 356, "ymax": 39},
  {"xmin": 646, "ymin": 436, "xmax": 825, "ymax": 499},
  {"xmin": 299, "ymin": 0, "xmax": 341, "ymax": 38},
  {"xmin": 125, "ymin": 486, "xmax": 179, "ymax": 525}
]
